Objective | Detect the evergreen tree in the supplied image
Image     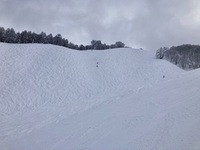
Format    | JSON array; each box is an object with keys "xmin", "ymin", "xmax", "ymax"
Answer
[
  {"xmin": 15, "ymin": 32, "xmax": 21, "ymax": 43},
  {"xmin": 53, "ymin": 34, "xmax": 63, "ymax": 46},
  {"xmin": 62, "ymin": 38, "xmax": 68, "ymax": 47},
  {"xmin": 27, "ymin": 31, "xmax": 33, "ymax": 43},
  {"xmin": 68, "ymin": 42, "xmax": 75, "ymax": 49},
  {"xmin": 0, "ymin": 27, "xmax": 6, "ymax": 42},
  {"xmin": 91, "ymin": 40, "xmax": 103, "ymax": 50},
  {"xmin": 5, "ymin": 28, "xmax": 16, "ymax": 43},
  {"xmin": 79, "ymin": 44, "xmax": 85, "ymax": 50},
  {"xmin": 31, "ymin": 32, "xmax": 38, "ymax": 43},
  {"xmin": 20, "ymin": 30, "xmax": 29, "ymax": 43},
  {"xmin": 38, "ymin": 32, "xmax": 47, "ymax": 44},
  {"xmin": 85, "ymin": 45, "xmax": 92, "ymax": 50},
  {"xmin": 115, "ymin": 41, "xmax": 125, "ymax": 48},
  {"xmin": 110, "ymin": 44, "xmax": 117, "ymax": 49},
  {"xmin": 47, "ymin": 34, "xmax": 53, "ymax": 44}
]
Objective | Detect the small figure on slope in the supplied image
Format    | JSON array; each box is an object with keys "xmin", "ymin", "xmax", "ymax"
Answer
[{"xmin": 96, "ymin": 62, "xmax": 99, "ymax": 67}]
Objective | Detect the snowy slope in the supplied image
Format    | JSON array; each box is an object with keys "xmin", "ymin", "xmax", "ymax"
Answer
[
  {"xmin": 0, "ymin": 43, "xmax": 200, "ymax": 150},
  {"xmin": 0, "ymin": 43, "xmax": 183, "ymax": 116}
]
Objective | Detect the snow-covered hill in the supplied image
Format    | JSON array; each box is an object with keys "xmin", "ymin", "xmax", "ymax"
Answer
[{"xmin": 0, "ymin": 43, "xmax": 199, "ymax": 150}]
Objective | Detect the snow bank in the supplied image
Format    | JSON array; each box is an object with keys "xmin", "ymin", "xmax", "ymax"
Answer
[
  {"xmin": 1, "ymin": 43, "xmax": 199, "ymax": 150},
  {"xmin": 0, "ymin": 43, "xmax": 182, "ymax": 116}
]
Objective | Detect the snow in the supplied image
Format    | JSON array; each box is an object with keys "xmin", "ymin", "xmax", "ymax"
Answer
[{"xmin": 0, "ymin": 43, "xmax": 200, "ymax": 150}]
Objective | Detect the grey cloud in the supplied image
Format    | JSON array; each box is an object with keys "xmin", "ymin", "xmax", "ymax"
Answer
[{"xmin": 0, "ymin": 0, "xmax": 200, "ymax": 50}]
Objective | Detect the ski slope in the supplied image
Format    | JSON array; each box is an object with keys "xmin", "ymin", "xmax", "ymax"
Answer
[{"xmin": 0, "ymin": 43, "xmax": 200, "ymax": 150}]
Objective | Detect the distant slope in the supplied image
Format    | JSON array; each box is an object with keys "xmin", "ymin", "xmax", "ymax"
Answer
[{"xmin": 2, "ymin": 43, "xmax": 200, "ymax": 150}]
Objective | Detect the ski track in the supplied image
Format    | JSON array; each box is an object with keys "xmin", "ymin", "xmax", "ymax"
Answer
[{"xmin": 0, "ymin": 43, "xmax": 200, "ymax": 150}]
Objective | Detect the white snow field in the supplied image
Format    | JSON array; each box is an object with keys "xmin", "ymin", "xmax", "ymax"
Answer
[{"xmin": 0, "ymin": 43, "xmax": 200, "ymax": 150}]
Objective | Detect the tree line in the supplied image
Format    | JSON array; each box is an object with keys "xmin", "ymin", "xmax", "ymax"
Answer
[
  {"xmin": 156, "ymin": 44, "xmax": 200, "ymax": 69},
  {"xmin": 0, "ymin": 27, "xmax": 126, "ymax": 50}
]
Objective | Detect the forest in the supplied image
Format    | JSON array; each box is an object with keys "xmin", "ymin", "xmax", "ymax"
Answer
[
  {"xmin": 156, "ymin": 44, "xmax": 200, "ymax": 69},
  {"xmin": 0, "ymin": 27, "xmax": 126, "ymax": 50}
]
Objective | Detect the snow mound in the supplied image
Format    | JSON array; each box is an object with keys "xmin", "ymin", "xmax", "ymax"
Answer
[
  {"xmin": 1, "ymin": 43, "xmax": 200, "ymax": 150},
  {"xmin": 0, "ymin": 43, "xmax": 183, "ymax": 116}
]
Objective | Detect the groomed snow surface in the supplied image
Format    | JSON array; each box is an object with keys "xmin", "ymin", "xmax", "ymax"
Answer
[{"xmin": 0, "ymin": 43, "xmax": 200, "ymax": 150}]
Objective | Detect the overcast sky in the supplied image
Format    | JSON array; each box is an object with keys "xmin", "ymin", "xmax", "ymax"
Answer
[{"xmin": 1, "ymin": 0, "xmax": 200, "ymax": 50}]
